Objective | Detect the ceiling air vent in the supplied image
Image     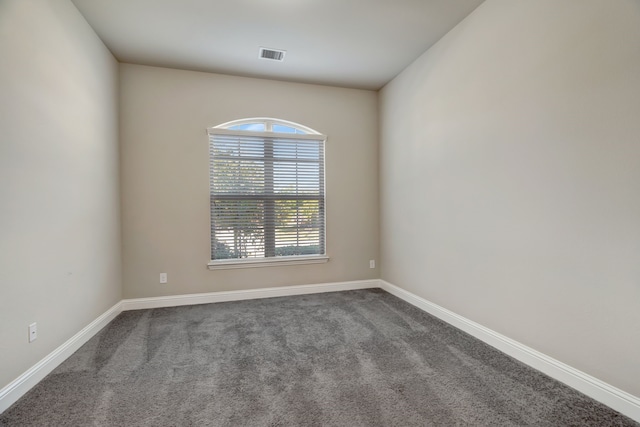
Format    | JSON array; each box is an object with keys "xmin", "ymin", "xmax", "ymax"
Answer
[{"xmin": 259, "ymin": 47, "xmax": 286, "ymax": 61}]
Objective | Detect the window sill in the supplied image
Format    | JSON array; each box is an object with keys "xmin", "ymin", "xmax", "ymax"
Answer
[{"xmin": 207, "ymin": 255, "xmax": 329, "ymax": 270}]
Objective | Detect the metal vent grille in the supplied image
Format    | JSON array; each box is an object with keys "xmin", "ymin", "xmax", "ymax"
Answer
[{"xmin": 259, "ymin": 47, "xmax": 286, "ymax": 61}]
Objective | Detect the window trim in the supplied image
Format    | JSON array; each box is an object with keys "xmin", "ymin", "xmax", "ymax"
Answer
[
  {"xmin": 207, "ymin": 118, "xmax": 328, "ymax": 269},
  {"xmin": 207, "ymin": 254, "xmax": 329, "ymax": 270}
]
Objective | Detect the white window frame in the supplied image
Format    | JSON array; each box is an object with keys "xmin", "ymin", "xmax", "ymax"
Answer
[{"xmin": 207, "ymin": 118, "xmax": 329, "ymax": 270}]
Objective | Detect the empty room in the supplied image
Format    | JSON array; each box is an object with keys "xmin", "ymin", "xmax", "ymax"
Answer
[{"xmin": 1, "ymin": 0, "xmax": 639, "ymax": 425}]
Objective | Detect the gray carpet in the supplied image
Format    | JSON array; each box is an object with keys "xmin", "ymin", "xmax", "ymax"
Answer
[{"xmin": 1, "ymin": 289, "xmax": 637, "ymax": 426}]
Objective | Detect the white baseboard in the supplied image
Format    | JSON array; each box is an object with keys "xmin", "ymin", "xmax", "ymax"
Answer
[
  {"xmin": 4, "ymin": 279, "xmax": 638, "ymax": 423},
  {"xmin": 0, "ymin": 302, "xmax": 123, "ymax": 414},
  {"xmin": 378, "ymin": 280, "xmax": 640, "ymax": 422},
  {"xmin": 1, "ymin": 279, "xmax": 376, "ymax": 415},
  {"xmin": 122, "ymin": 279, "xmax": 379, "ymax": 311}
]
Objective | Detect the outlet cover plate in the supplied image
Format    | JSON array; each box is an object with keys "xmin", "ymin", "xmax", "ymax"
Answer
[{"xmin": 28, "ymin": 323, "xmax": 37, "ymax": 342}]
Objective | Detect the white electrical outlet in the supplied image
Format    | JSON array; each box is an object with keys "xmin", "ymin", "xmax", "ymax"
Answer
[
  {"xmin": 28, "ymin": 323, "xmax": 37, "ymax": 342},
  {"xmin": 369, "ymin": 260, "xmax": 376, "ymax": 269},
  {"xmin": 160, "ymin": 273, "xmax": 168, "ymax": 284}
]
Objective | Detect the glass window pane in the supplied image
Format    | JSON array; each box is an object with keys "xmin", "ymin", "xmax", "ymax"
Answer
[
  {"xmin": 228, "ymin": 123, "xmax": 266, "ymax": 131},
  {"xmin": 273, "ymin": 124, "xmax": 299, "ymax": 134},
  {"xmin": 274, "ymin": 199, "xmax": 321, "ymax": 256},
  {"xmin": 212, "ymin": 199, "xmax": 265, "ymax": 259}
]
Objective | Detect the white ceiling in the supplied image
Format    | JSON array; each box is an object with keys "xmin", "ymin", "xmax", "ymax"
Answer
[{"xmin": 71, "ymin": 0, "xmax": 484, "ymax": 90}]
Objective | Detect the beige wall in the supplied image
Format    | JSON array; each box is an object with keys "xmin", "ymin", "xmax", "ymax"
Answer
[
  {"xmin": 119, "ymin": 64, "xmax": 379, "ymax": 298},
  {"xmin": 0, "ymin": 0, "xmax": 121, "ymax": 390},
  {"xmin": 379, "ymin": 0, "xmax": 640, "ymax": 397}
]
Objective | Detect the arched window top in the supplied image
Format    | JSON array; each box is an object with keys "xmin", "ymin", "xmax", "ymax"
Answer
[{"xmin": 211, "ymin": 117, "xmax": 323, "ymax": 137}]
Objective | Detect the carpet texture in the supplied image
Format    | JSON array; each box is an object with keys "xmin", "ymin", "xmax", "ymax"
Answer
[{"xmin": 1, "ymin": 289, "xmax": 637, "ymax": 426}]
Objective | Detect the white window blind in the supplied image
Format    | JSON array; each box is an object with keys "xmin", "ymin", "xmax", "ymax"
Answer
[{"xmin": 208, "ymin": 125, "xmax": 325, "ymax": 262}]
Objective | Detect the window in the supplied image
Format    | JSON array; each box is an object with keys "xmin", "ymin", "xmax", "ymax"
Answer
[{"xmin": 207, "ymin": 118, "xmax": 328, "ymax": 269}]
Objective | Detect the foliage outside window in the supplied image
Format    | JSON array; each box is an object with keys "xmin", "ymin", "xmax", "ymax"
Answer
[{"xmin": 207, "ymin": 118, "xmax": 327, "ymax": 268}]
